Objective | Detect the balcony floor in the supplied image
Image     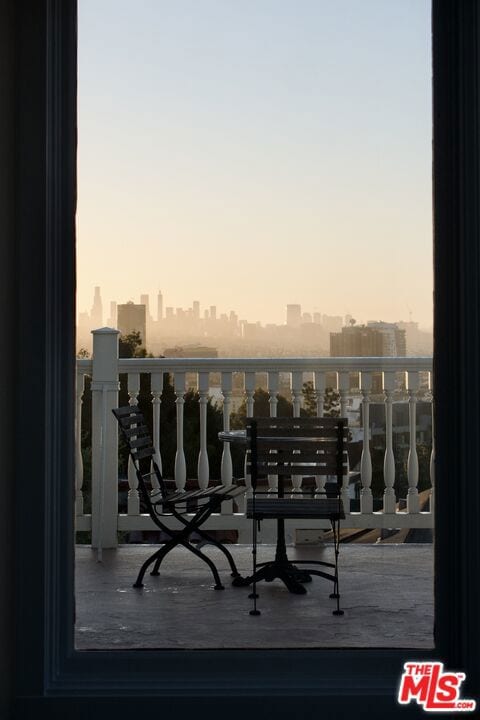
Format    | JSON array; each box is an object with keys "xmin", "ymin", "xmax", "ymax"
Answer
[{"xmin": 75, "ymin": 543, "xmax": 433, "ymax": 650}]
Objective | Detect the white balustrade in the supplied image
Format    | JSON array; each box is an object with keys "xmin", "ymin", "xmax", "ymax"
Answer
[{"xmin": 78, "ymin": 349, "xmax": 434, "ymax": 546}]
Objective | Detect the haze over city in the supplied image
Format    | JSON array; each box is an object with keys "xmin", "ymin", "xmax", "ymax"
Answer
[{"xmin": 77, "ymin": 0, "xmax": 432, "ymax": 331}]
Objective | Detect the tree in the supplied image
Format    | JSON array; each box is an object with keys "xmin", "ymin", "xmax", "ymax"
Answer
[
  {"xmin": 302, "ymin": 381, "xmax": 340, "ymax": 417},
  {"xmin": 119, "ymin": 330, "xmax": 143, "ymax": 358},
  {"xmin": 230, "ymin": 388, "xmax": 293, "ymax": 429}
]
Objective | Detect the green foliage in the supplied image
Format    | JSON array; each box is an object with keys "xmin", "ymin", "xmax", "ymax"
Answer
[
  {"xmin": 119, "ymin": 330, "xmax": 143, "ymax": 358},
  {"xmin": 230, "ymin": 388, "xmax": 293, "ymax": 428},
  {"xmin": 302, "ymin": 381, "xmax": 340, "ymax": 417}
]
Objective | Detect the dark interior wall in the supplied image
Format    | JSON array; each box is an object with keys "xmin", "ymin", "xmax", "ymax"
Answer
[{"xmin": 0, "ymin": 1, "xmax": 15, "ymax": 717}]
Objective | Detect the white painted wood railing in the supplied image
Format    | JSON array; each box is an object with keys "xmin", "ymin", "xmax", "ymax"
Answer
[{"xmin": 76, "ymin": 328, "xmax": 434, "ymax": 548}]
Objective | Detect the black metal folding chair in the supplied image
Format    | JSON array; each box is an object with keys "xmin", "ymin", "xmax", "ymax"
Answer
[
  {"xmin": 113, "ymin": 405, "xmax": 245, "ymax": 589},
  {"xmin": 237, "ymin": 416, "xmax": 347, "ymax": 616}
]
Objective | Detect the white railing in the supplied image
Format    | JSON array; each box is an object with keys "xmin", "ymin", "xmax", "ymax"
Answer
[{"xmin": 76, "ymin": 328, "xmax": 434, "ymax": 548}]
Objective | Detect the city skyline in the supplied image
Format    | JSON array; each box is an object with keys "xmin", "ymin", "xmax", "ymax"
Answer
[
  {"xmin": 77, "ymin": 1, "xmax": 433, "ymax": 329},
  {"xmin": 77, "ymin": 285, "xmax": 433, "ymax": 359},
  {"xmin": 77, "ymin": 285, "xmax": 432, "ymax": 331}
]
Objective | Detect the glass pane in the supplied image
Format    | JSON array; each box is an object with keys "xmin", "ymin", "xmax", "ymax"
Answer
[{"xmin": 75, "ymin": 0, "xmax": 433, "ymax": 650}]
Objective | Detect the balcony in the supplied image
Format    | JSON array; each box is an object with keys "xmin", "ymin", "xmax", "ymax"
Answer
[{"xmin": 75, "ymin": 328, "xmax": 434, "ymax": 649}]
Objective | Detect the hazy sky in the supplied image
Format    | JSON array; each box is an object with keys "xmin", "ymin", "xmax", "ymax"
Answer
[{"xmin": 77, "ymin": 0, "xmax": 432, "ymax": 328}]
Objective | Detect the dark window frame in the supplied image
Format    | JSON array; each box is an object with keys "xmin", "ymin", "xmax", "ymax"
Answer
[{"xmin": 12, "ymin": 1, "xmax": 480, "ymax": 717}]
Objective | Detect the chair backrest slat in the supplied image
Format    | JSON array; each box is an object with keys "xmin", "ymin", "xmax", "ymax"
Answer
[
  {"xmin": 246, "ymin": 417, "xmax": 348, "ymax": 484},
  {"xmin": 112, "ymin": 406, "xmax": 167, "ymax": 499}
]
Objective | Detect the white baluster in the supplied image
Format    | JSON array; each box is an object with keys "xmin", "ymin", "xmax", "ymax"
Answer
[
  {"xmin": 360, "ymin": 371, "xmax": 373, "ymax": 513},
  {"xmin": 245, "ymin": 372, "xmax": 255, "ymax": 418},
  {"xmin": 221, "ymin": 372, "xmax": 233, "ymax": 488},
  {"xmin": 292, "ymin": 371, "xmax": 303, "ymax": 418},
  {"xmin": 314, "ymin": 371, "xmax": 326, "ymax": 418},
  {"xmin": 76, "ymin": 372, "xmax": 85, "ymax": 516},
  {"xmin": 314, "ymin": 371, "xmax": 326, "ymax": 496},
  {"xmin": 338, "ymin": 371, "xmax": 349, "ymax": 418},
  {"xmin": 127, "ymin": 373, "xmax": 140, "ymax": 515},
  {"xmin": 338, "ymin": 371, "xmax": 350, "ymax": 513},
  {"xmin": 244, "ymin": 372, "xmax": 256, "ymax": 494},
  {"xmin": 268, "ymin": 371, "xmax": 279, "ymax": 418},
  {"xmin": 150, "ymin": 372, "xmax": 163, "ymax": 494},
  {"xmin": 383, "ymin": 372, "xmax": 396, "ymax": 514},
  {"xmin": 220, "ymin": 372, "xmax": 233, "ymax": 515},
  {"xmin": 291, "ymin": 371, "xmax": 303, "ymax": 495},
  {"xmin": 197, "ymin": 372, "xmax": 210, "ymax": 489},
  {"xmin": 407, "ymin": 371, "xmax": 420, "ymax": 513},
  {"xmin": 174, "ymin": 372, "xmax": 187, "ymax": 491}
]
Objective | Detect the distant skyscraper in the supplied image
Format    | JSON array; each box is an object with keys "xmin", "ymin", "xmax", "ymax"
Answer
[
  {"xmin": 117, "ymin": 302, "xmax": 146, "ymax": 346},
  {"xmin": 330, "ymin": 323, "xmax": 406, "ymax": 357},
  {"xmin": 209, "ymin": 305, "xmax": 217, "ymax": 321},
  {"xmin": 107, "ymin": 300, "xmax": 117, "ymax": 327},
  {"xmin": 90, "ymin": 286, "xmax": 103, "ymax": 328},
  {"xmin": 286, "ymin": 304, "xmax": 301, "ymax": 328},
  {"xmin": 192, "ymin": 301, "xmax": 200, "ymax": 320},
  {"xmin": 157, "ymin": 290, "xmax": 163, "ymax": 322},
  {"xmin": 330, "ymin": 326, "xmax": 380, "ymax": 357},
  {"xmin": 140, "ymin": 294, "xmax": 151, "ymax": 321},
  {"xmin": 367, "ymin": 321, "xmax": 406, "ymax": 356}
]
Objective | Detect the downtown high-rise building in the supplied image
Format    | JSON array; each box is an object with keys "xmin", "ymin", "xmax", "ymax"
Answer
[
  {"xmin": 117, "ymin": 302, "xmax": 147, "ymax": 347},
  {"xmin": 90, "ymin": 286, "xmax": 103, "ymax": 328},
  {"xmin": 286, "ymin": 304, "xmax": 302, "ymax": 328},
  {"xmin": 157, "ymin": 290, "xmax": 163, "ymax": 322}
]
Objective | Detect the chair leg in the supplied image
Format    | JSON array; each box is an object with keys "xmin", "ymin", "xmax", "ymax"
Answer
[
  {"xmin": 177, "ymin": 537, "xmax": 225, "ymax": 589},
  {"xmin": 249, "ymin": 517, "xmax": 261, "ymax": 615},
  {"xmin": 330, "ymin": 517, "xmax": 344, "ymax": 616},
  {"xmin": 193, "ymin": 527, "xmax": 241, "ymax": 578},
  {"xmin": 133, "ymin": 537, "xmax": 178, "ymax": 588}
]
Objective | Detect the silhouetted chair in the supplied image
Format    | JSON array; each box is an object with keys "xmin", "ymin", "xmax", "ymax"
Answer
[
  {"xmin": 113, "ymin": 405, "xmax": 245, "ymax": 590},
  {"xmin": 236, "ymin": 416, "xmax": 347, "ymax": 616}
]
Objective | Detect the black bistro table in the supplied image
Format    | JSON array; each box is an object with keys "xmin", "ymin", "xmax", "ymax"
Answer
[{"xmin": 219, "ymin": 428, "xmax": 329, "ymax": 595}]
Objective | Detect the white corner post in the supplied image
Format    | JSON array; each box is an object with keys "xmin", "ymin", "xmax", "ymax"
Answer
[{"xmin": 91, "ymin": 328, "xmax": 120, "ymax": 551}]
